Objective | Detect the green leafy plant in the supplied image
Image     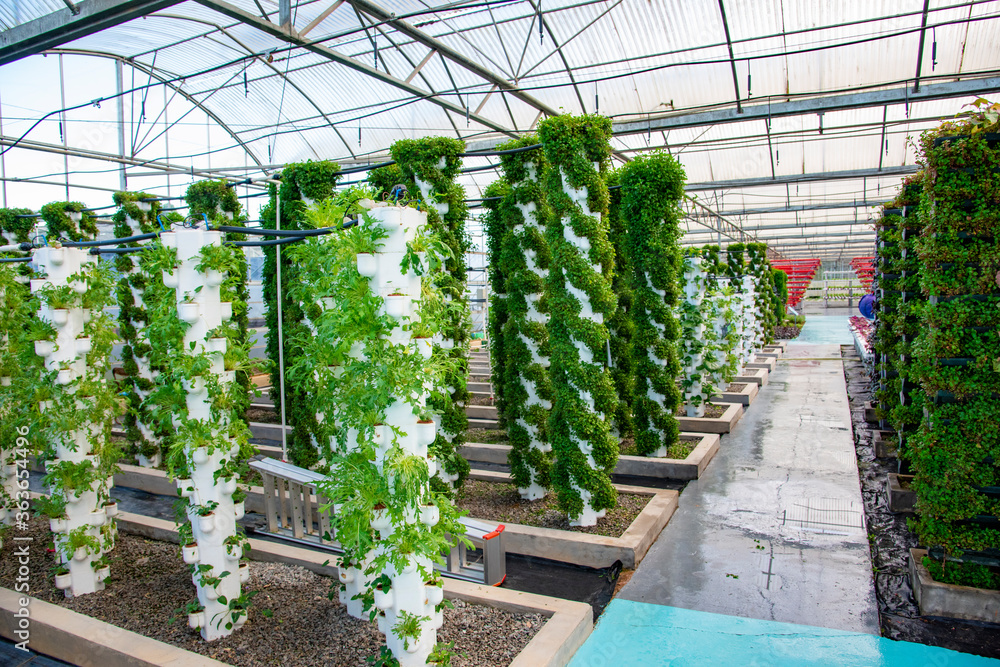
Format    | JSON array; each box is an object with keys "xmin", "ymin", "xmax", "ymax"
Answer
[
  {"xmin": 620, "ymin": 150, "xmax": 685, "ymax": 457},
  {"xmin": 538, "ymin": 114, "xmax": 619, "ymax": 521}
]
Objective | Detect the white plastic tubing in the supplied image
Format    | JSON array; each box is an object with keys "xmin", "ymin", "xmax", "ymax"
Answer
[
  {"xmin": 32, "ymin": 246, "xmax": 113, "ymax": 598},
  {"xmin": 162, "ymin": 227, "xmax": 246, "ymax": 641}
]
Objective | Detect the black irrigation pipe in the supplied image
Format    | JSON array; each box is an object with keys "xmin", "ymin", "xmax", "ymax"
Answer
[
  {"xmin": 63, "ymin": 232, "xmax": 160, "ymax": 248},
  {"xmin": 0, "ymin": 257, "xmax": 31, "ymax": 263}
]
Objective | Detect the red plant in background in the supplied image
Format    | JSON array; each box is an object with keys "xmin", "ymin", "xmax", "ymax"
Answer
[{"xmin": 849, "ymin": 315, "xmax": 875, "ymax": 353}]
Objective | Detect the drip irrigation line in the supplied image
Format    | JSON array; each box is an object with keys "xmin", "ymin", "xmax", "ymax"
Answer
[
  {"xmin": 63, "ymin": 232, "xmax": 160, "ymax": 247},
  {"xmin": 215, "ymin": 225, "xmax": 337, "ymax": 238},
  {"xmin": 0, "ymin": 256, "xmax": 31, "ymax": 263}
]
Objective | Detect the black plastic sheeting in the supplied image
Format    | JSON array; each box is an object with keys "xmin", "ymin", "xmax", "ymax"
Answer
[{"xmin": 841, "ymin": 345, "xmax": 1000, "ymax": 658}]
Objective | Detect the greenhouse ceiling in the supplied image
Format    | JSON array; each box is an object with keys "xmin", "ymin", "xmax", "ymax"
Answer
[{"xmin": 2, "ymin": 0, "xmax": 1000, "ymax": 261}]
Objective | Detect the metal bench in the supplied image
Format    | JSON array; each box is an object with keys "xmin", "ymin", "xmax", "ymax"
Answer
[{"xmin": 249, "ymin": 456, "xmax": 506, "ymax": 586}]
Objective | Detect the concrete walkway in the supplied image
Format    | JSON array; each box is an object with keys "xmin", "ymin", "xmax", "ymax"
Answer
[{"xmin": 616, "ymin": 340, "xmax": 879, "ymax": 634}]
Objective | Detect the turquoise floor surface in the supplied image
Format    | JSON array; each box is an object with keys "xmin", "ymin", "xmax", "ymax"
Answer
[
  {"xmin": 794, "ymin": 315, "xmax": 853, "ymax": 345},
  {"xmin": 569, "ymin": 600, "xmax": 999, "ymax": 666}
]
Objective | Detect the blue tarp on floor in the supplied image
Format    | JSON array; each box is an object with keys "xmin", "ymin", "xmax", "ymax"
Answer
[
  {"xmin": 570, "ymin": 600, "xmax": 1000, "ymax": 666},
  {"xmin": 794, "ymin": 315, "xmax": 854, "ymax": 345}
]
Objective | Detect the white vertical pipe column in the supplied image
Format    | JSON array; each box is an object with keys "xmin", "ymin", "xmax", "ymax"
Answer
[
  {"xmin": 363, "ymin": 204, "xmax": 442, "ymax": 666},
  {"xmin": 739, "ymin": 276, "xmax": 757, "ymax": 367},
  {"xmin": 512, "ymin": 162, "xmax": 551, "ymax": 501},
  {"xmin": 33, "ymin": 246, "xmax": 110, "ymax": 598},
  {"xmin": 161, "ymin": 227, "xmax": 245, "ymax": 641},
  {"xmin": 681, "ymin": 256, "xmax": 707, "ymax": 418}
]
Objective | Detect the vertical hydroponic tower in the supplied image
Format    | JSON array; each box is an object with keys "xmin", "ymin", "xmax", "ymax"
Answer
[
  {"xmin": 497, "ymin": 137, "xmax": 554, "ymax": 500},
  {"xmin": 540, "ymin": 114, "xmax": 618, "ymax": 525},
  {"xmin": 185, "ymin": 181, "xmax": 252, "ymax": 415},
  {"xmin": 621, "ymin": 152, "xmax": 685, "ymax": 457},
  {"xmin": 482, "ymin": 180, "xmax": 511, "ymax": 429},
  {"xmin": 910, "ymin": 116, "xmax": 1000, "ymax": 586},
  {"xmin": 260, "ymin": 161, "xmax": 341, "ymax": 467},
  {"xmin": 388, "ymin": 138, "xmax": 470, "ymax": 488},
  {"xmin": 33, "ymin": 247, "xmax": 118, "ymax": 598},
  {"xmin": 112, "ymin": 192, "xmax": 165, "ymax": 467},
  {"xmin": 678, "ymin": 251, "xmax": 718, "ymax": 418},
  {"xmin": 606, "ymin": 169, "xmax": 635, "ymax": 438},
  {"xmin": 155, "ymin": 225, "xmax": 252, "ymax": 640},
  {"xmin": 287, "ymin": 203, "xmax": 465, "ymax": 665}
]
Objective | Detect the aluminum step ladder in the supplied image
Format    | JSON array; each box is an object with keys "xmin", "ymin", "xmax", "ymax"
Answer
[{"xmin": 248, "ymin": 456, "xmax": 506, "ymax": 586}]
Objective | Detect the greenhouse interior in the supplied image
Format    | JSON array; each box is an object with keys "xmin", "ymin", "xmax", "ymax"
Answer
[{"xmin": 2, "ymin": 0, "xmax": 1000, "ymax": 665}]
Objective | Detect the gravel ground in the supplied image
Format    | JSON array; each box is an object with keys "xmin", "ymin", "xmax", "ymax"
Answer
[
  {"xmin": 468, "ymin": 394, "xmax": 494, "ymax": 406},
  {"xmin": 675, "ymin": 403, "xmax": 725, "ymax": 419},
  {"xmin": 725, "ymin": 383, "xmax": 748, "ymax": 392},
  {"xmin": 0, "ymin": 518, "xmax": 543, "ymax": 667},
  {"xmin": 775, "ymin": 325, "xmax": 803, "ymax": 339},
  {"xmin": 456, "ymin": 479, "xmax": 648, "ymax": 538},
  {"xmin": 618, "ymin": 435, "xmax": 698, "ymax": 459},
  {"xmin": 465, "ymin": 428, "xmax": 509, "ymax": 444},
  {"xmin": 244, "ymin": 407, "xmax": 280, "ymax": 424}
]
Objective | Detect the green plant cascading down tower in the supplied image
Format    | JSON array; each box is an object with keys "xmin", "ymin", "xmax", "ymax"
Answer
[
  {"xmin": 606, "ymin": 169, "xmax": 635, "ymax": 438},
  {"xmin": 260, "ymin": 161, "xmax": 342, "ymax": 468},
  {"xmin": 678, "ymin": 249, "xmax": 720, "ymax": 418},
  {"xmin": 482, "ymin": 180, "xmax": 511, "ymax": 429},
  {"xmin": 908, "ymin": 109, "xmax": 1000, "ymax": 589},
  {"xmin": 698, "ymin": 246, "xmax": 740, "ymax": 395},
  {"xmin": 621, "ymin": 152, "xmax": 685, "ymax": 457},
  {"xmin": 0, "ymin": 262, "xmax": 35, "ymax": 546},
  {"xmin": 39, "ymin": 202, "xmax": 98, "ymax": 242},
  {"xmin": 386, "ymin": 138, "xmax": 471, "ymax": 489},
  {"xmin": 286, "ymin": 201, "xmax": 468, "ymax": 664},
  {"xmin": 185, "ymin": 181, "xmax": 252, "ymax": 415},
  {"xmin": 883, "ymin": 177, "xmax": 925, "ymax": 456},
  {"xmin": 745, "ymin": 243, "xmax": 777, "ymax": 346},
  {"xmin": 539, "ymin": 114, "xmax": 618, "ymax": 526},
  {"xmin": 31, "ymin": 246, "xmax": 121, "ymax": 598},
  {"xmin": 112, "ymin": 192, "xmax": 166, "ymax": 467},
  {"xmin": 497, "ymin": 137, "xmax": 554, "ymax": 500}
]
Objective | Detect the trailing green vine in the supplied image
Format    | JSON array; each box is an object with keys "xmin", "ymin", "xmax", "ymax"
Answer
[
  {"xmin": 260, "ymin": 161, "xmax": 342, "ymax": 468},
  {"xmin": 539, "ymin": 114, "xmax": 618, "ymax": 524},
  {"xmin": 385, "ymin": 138, "xmax": 471, "ymax": 489},
  {"xmin": 112, "ymin": 191, "xmax": 166, "ymax": 466},
  {"xmin": 621, "ymin": 151, "xmax": 684, "ymax": 457},
  {"xmin": 481, "ymin": 180, "xmax": 510, "ymax": 429},
  {"xmin": 605, "ymin": 169, "xmax": 635, "ymax": 438},
  {"xmin": 39, "ymin": 202, "xmax": 97, "ymax": 242},
  {"xmin": 497, "ymin": 137, "xmax": 554, "ymax": 500}
]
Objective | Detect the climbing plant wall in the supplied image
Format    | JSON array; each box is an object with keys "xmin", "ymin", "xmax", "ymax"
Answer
[
  {"xmin": 260, "ymin": 160, "xmax": 342, "ymax": 468},
  {"xmin": 621, "ymin": 152, "xmax": 685, "ymax": 457},
  {"xmin": 539, "ymin": 114, "xmax": 618, "ymax": 526},
  {"xmin": 497, "ymin": 137, "xmax": 554, "ymax": 501}
]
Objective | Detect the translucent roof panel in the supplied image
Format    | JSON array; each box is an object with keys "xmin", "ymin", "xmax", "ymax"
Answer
[{"xmin": 2, "ymin": 0, "xmax": 1000, "ymax": 262}]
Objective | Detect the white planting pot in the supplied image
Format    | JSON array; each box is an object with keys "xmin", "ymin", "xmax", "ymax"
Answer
[
  {"xmin": 234, "ymin": 501, "xmax": 245, "ymax": 520},
  {"xmin": 415, "ymin": 421, "xmax": 436, "ymax": 447},
  {"xmin": 385, "ymin": 295, "xmax": 407, "ymax": 319},
  {"xmin": 239, "ymin": 562, "xmax": 250, "ymax": 584},
  {"xmin": 33, "ymin": 340, "xmax": 55, "ymax": 357},
  {"xmin": 54, "ymin": 572, "xmax": 72, "ymax": 590},
  {"xmin": 357, "ymin": 253, "xmax": 377, "ymax": 278},
  {"xmin": 182, "ymin": 543, "xmax": 200, "ymax": 564},
  {"xmin": 198, "ymin": 513, "xmax": 216, "ymax": 533}
]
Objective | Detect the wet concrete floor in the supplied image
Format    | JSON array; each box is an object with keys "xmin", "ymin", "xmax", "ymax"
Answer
[{"xmin": 618, "ymin": 340, "xmax": 880, "ymax": 634}]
